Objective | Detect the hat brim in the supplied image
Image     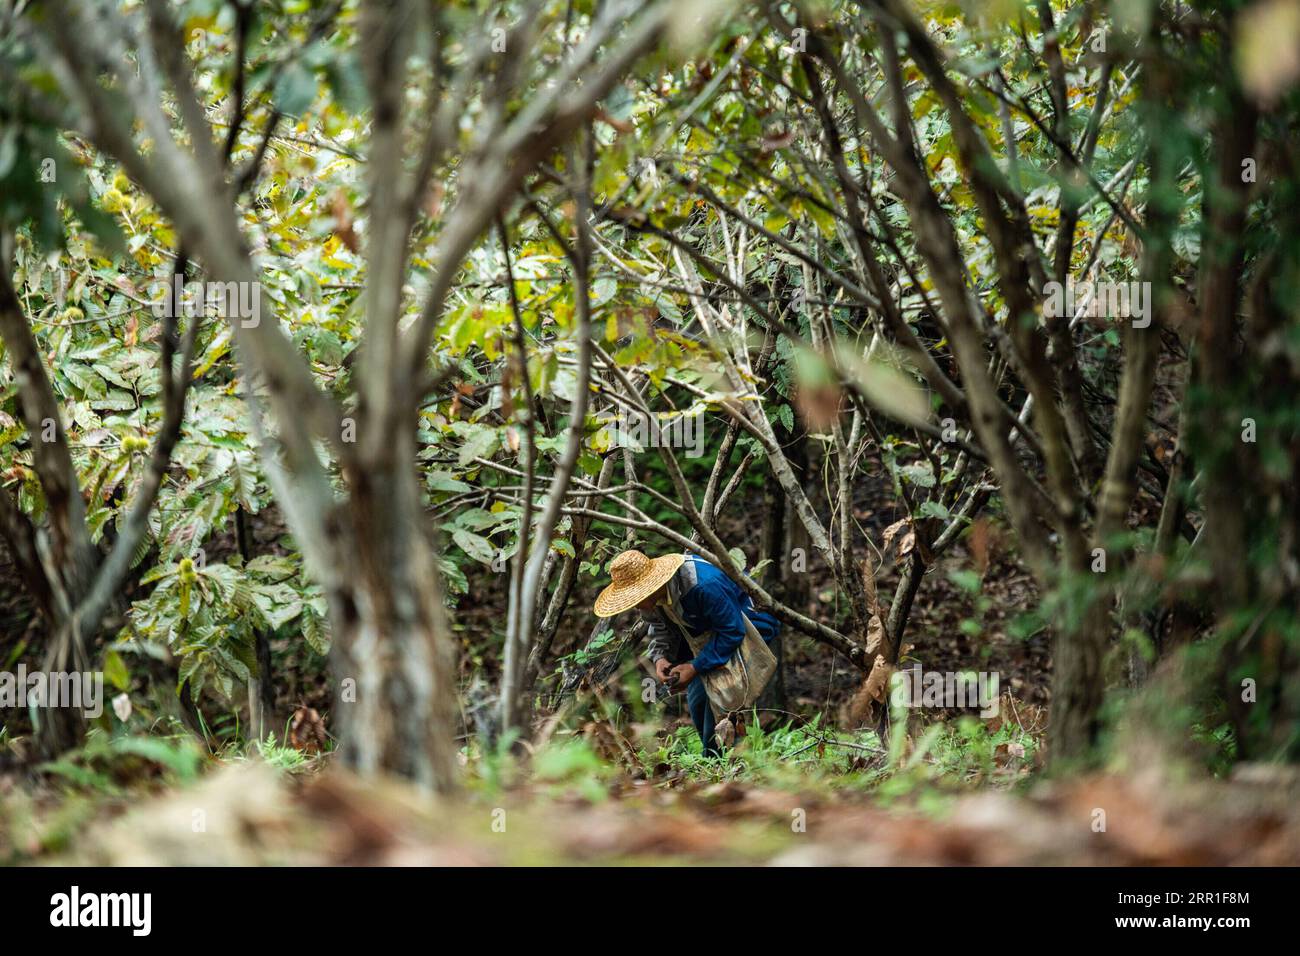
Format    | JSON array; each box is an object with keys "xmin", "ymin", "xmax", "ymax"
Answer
[{"xmin": 593, "ymin": 553, "xmax": 686, "ymax": 618}]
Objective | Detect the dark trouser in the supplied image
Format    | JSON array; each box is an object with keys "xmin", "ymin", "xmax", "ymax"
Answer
[{"xmin": 686, "ymin": 675, "xmax": 720, "ymax": 758}]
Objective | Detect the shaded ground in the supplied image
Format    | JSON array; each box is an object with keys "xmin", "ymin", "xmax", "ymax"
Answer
[{"xmin": 22, "ymin": 757, "xmax": 1300, "ymax": 866}]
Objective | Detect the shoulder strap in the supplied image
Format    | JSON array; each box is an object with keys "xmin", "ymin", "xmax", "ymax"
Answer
[{"xmin": 662, "ymin": 601, "xmax": 690, "ymax": 632}]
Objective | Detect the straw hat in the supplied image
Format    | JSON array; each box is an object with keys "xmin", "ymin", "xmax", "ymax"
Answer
[{"xmin": 593, "ymin": 550, "xmax": 685, "ymax": 618}]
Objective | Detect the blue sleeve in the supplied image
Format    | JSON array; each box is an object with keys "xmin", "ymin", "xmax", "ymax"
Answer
[{"xmin": 683, "ymin": 582, "xmax": 747, "ymax": 674}]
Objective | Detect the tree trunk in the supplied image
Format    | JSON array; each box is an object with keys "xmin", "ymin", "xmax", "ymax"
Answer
[
  {"xmin": 237, "ymin": 506, "xmax": 275, "ymax": 739},
  {"xmin": 331, "ymin": 450, "xmax": 459, "ymax": 792},
  {"xmin": 1048, "ymin": 600, "xmax": 1108, "ymax": 762}
]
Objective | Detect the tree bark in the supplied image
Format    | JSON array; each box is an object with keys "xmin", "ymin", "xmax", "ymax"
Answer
[{"xmin": 333, "ymin": 449, "xmax": 458, "ymax": 792}]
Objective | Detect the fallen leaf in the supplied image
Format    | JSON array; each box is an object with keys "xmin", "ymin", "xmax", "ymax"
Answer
[
  {"xmin": 847, "ymin": 652, "xmax": 893, "ymax": 726},
  {"xmin": 861, "ymin": 557, "xmax": 879, "ymax": 615},
  {"xmin": 289, "ymin": 706, "xmax": 327, "ymax": 754},
  {"xmin": 881, "ymin": 517, "xmax": 909, "ymax": 555},
  {"xmin": 897, "ymin": 529, "xmax": 916, "ymax": 561}
]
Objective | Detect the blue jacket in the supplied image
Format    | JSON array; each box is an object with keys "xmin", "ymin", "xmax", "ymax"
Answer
[{"xmin": 642, "ymin": 556, "xmax": 781, "ymax": 673}]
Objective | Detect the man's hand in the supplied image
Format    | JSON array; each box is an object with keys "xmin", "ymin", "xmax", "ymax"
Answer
[
  {"xmin": 654, "ymin": 658, "xmax": 673, "ymax": 682},
  {"xmin": 668, "ymin": 662, "xmax": 697, "ymax": 689}
]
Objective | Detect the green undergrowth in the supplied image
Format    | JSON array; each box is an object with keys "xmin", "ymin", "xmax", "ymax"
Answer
[
  {"xmin": 461, "ymin": 702, "xmax": 1041, "ymax": 813},
  {"xmin": 0, "ymin": 721, "xmax": 325, "ymax": 863}
]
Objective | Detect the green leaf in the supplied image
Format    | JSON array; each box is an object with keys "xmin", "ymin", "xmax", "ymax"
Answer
[
  {"xmin": 428, "ymin": 472, "xmax": 472, "ymax": 493},
  {"xmin": 231, "ymin": 452, "xmax": 258, "ymax": 512},
  {"xmin": 918, "ymin": 500, "xmax": 950, "ymax": 521},
  {"xmin": 452, "ymin": 527, "xmax": 495, "ymax": 564},
  {"xmin": 899, "ymin": 462, "xmax": 936, "ymax": 489},
  {"xmin": 102, "ymin": 649, "xmax": 130, "ymax": 692},
  {"xmin": 324, "ymin": 56, "xmax": 368, "ymax": 114},
  {"xmin": 775, "ymin": 404, "xmax": 794, "ymax": 433},
  {"xmin": 109, "ymin": 738, "xmax": 200, "ymax": 780},
  {"xmin": 457, "ymin": 426, "xmax": 499, "ymax": 466},
  {"xmin": 274, "ymin": 62, "xmax": 318, "ymax": 116},
  {"xmin": 246, "ymin": 555, "xmax": 297, "ymax": 581},
  {"xmin": 591, "ymin": 278, "xmax": 618, "ymax": 308},
  {"xmin": 303, "ymin": 611, "xmax": 331, "ymax": 656},
  {"xmin": 249, "ymin": 583, "xmax": 305, "ymax": 630}
]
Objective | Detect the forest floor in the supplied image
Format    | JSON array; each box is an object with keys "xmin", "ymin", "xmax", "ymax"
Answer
[
  {"xmin": 6, "ymin": 745, "xmax": 1300, "ymax": 865},
  {"xmin": 5, "ymin": 535, "xmax": 1300, "ymax": 866}
]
